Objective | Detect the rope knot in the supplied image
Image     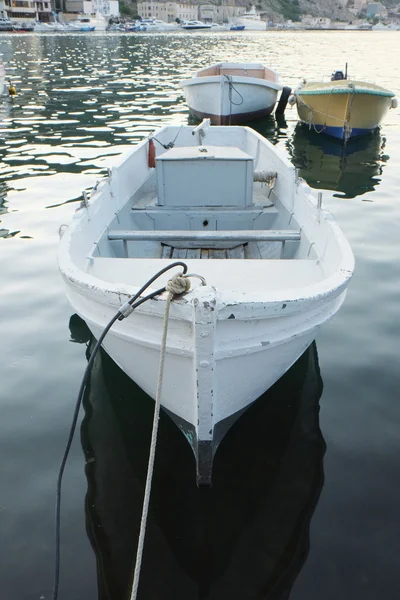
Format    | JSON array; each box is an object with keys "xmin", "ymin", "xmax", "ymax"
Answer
[{"xmin": 166, "ymin": 273, "xmax": 190, "ymax": 296}]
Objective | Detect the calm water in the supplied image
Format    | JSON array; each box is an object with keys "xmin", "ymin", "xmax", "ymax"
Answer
[{"xmin": 1, "ymin": 31, "xmax": 400, "ymax": 600}]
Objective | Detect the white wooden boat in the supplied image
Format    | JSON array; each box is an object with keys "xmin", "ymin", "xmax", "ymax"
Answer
[
  {"xmin": 289, "ymin": 69, "xmax": 398, "ymax": 142},
  {"xmin": 180, "ymin": 62, "xmax": 282, "ymax": 125},
  {"xmin": 58, "ymin": 120, "xmax": 354, "ymax": 485}
]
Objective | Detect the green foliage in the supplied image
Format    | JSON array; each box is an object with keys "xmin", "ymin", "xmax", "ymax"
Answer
[
  {"xmin": 279, "ymin": 0, "xmax": 301, "ymax": 21},
  {"xmin": 120, "ymin": 1, "xmax": 135, "ymax": 17}
]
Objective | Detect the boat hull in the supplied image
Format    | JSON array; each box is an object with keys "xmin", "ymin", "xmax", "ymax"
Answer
[
  {"xmin": 295, "ymin": 80, "xmax": 395, "ymax": 141},
  {"xmin": 232, "ymin": 18, "xmax": 265, "ymax": 30},
  {"xmin": 182, "ymin": 76, "xmax": 280, "ymax": 125},
  {"xmin": 65, "ymin": 281, "xmax": 346, "ymax": 484}
]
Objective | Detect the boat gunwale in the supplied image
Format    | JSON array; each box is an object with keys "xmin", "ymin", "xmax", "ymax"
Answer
[
  {"xmin": 58, "ymin": 219, "xmax": 354, "ymax": 321},
  {"xmin": 297, "ymin": 81, "xmax": 395, "ymax": 97},
  {"xmin": 180, "ymin": 75, "xmax": 282, "ymax": 91}
]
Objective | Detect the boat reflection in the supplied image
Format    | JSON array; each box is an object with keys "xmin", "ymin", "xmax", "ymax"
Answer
[
  {"xmin": 249, "ymin": 113, "xmax": 289, "ymax": 145},
  {"xmin": 286, "ymin": 123, "xmax": 390, "ymax": 199},
  {"xmin": 71, "ymin": 314, "xmax": 325, "ymax": 600}
]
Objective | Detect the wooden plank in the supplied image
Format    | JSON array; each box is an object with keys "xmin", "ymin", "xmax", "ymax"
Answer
[
  {"xmin": 245, "ymin": 242, "xmax": 262, "ymax": 259},
  {"xmin": 108, "ymin": 229, "xmax": 301, "ymax": 243},
  {"xmin": 201, "ymin": 249, "xmax": 209, "ymax": 259},
  {"xmin": 258, "ymin": 241, "xmax": 282, "ymax": 259},
  {"xmin": 172, "ymin": 248, "xmax": 188, "ymax": 259},
  {"xmin": 226, "ymin": 245, "xmax": 245, "ymax": 259},
  {"xmin": 186, "ymin": 248, "xmax": 201, "ymax": 259},
  {"xmin": 208, "ymin": 249, "xmax": 227, "ymax": 259},
  {"xmin": 161, "ymin": 244, "xmax": 172, "ymax": 258}
]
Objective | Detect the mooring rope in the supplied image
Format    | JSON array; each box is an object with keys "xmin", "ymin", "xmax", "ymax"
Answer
[{"xmin": 129, "ymin": 272, "xmax": 200, "ymax": 600}]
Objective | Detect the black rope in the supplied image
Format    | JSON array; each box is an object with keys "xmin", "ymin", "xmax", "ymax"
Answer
[
  {"xmin": 224, "ymin": 75, "xmax": 244, "ymax": 107},
  {"xmin": 151, "ymin": 125, "xmax": 183, "ymax": 150},
  {"xmin": 51, "ymin": 261, "xmax": 188, "ymax": 600}
]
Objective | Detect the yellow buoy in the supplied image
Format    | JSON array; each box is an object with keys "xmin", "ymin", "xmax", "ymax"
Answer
[{"xmin": 8, "ymin": 80, "xmax": 16, "ymax": 96}]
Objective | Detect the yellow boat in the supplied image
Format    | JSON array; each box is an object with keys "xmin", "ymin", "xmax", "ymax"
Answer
[{"xmin": 290, "ymin": 69, "xmax": 397, "ymax": 142}]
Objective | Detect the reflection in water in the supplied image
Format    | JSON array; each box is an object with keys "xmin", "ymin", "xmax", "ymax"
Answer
[
  {"xmin": 71, "ymin": 314, "xmax": 326, "ymax": 600},
  {"xmin": 287, "ymin": 124, "xmax": 390, "ymax": 199},
  {"xmin": 248, "ymin": 114, "xmax": 289, "ymax": 146}
]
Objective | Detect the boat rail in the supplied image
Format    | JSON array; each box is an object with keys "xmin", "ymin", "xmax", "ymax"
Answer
[{"xmin": 107, "ymin": 229, "xmax": 301, "ymax": 243}]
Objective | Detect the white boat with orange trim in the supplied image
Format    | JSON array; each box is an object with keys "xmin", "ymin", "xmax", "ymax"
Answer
[
  {"xmin": 290, "ymin": 67, "xmax": 398, "ymax": 142},
  {"xmin": 180, "ymin": 62, "xmax": 282, "ymax": 125},
  {"xmin": 58, "ymin": 120, "xmax": 354, "ymax": 485}
]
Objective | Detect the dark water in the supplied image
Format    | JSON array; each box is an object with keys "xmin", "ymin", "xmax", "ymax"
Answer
[{"xmin": 1, "ymin": 31, "xmax": 400, "ymax": 600}]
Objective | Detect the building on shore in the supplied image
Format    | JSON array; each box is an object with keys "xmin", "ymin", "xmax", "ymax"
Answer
[
  {"xmin": 366, "ymin": 2, "xmax": 386, "ymax": 18},
  {"xmin": 199, "ymin": 3, "xmax": 245, "ymax": 23},
  {"xmin": 137, "ymin": 1, "xmax": 197, "ymax": 22},
  {"xmin": 136, "ymin": 1, "xmax": 245, "ymax": 23},
  {"xmin": 301, "ymin": 15, "xmax": 332, "ymax": 29},
  {"xmin": 0, "ymin": 0, "xmax": 52, "ymax": 23},
  {"xmin": 56, "ymin": 0, "xmax": 119, "ymax": 19}
]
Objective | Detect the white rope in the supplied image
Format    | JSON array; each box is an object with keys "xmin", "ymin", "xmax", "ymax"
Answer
[{"xmin": 129, "ymin": 272, "xmax": 191, "ymax": 600}]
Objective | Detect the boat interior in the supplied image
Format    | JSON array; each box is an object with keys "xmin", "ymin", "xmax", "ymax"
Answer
[
  {"xmin": 83, "ymin": 126, "xmax": 335, "ymax": 291},
  {"xmin": 197, "ymin": 63, "xmax": 278, "ymax": 82},
  {"xmin": 93, "ymin": 153, "xmax": 317, "ymax": 262}
]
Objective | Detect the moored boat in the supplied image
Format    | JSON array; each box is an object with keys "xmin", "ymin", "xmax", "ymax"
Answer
[
  {"xmin": 67, "ymin": 13, "xmax": 107, "ymax": 31},
  {"xmin": 290, "ymin": 68, "xmax": 398, "ymax": 142},
  {"xmin": 139, "ymin": 18, "xmax": 179, "ymax": 31},
  {"xmin": 180, "ymin": 62, "xmax": 283, "ymax": 125},
  {"xmin": 231, "ymin": 5, "xmax": 266, "ymax": 30},
  {"xmin": 181, "ymin": 20, "xmax": 212, "ymax": 30},
  {"xmin": 58, "ymin": 120, "xmax": 354, "ymax": 485}
]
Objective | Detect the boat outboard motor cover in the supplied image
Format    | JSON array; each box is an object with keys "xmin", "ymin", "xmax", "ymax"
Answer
[{"xmin": 331, "ymin": 71, "xmax": 345, "ymax": 81}]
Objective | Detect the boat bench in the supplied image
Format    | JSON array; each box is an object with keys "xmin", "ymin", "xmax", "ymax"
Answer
[
  {"xmin": 107, "ymin": 230, "xmax": 301, "ymax": 243},
  {"xmin": 107, "ymin": 230, "xmax": 301, "ymax": 260}
]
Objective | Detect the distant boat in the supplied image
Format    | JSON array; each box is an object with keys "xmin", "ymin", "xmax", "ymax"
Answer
[
  {"xmin": 68, "ymin": 13, "xmax": 108, "ymax": 32},
  {"xmin": 232, "ymin": 5, "xmax": 266, "ymax": 30},
  {"xmin": 180, "ymin": 61, "xmax": 282, "ymax": 125},
  {"xmin": 12, "ymin": 21, "xmax": 34, "ymax": 32},
  {"xmin": 290, "ymin": 67, "xmax": 398, "ymax": 142},
  {"xmin": 139, "ymin": 18, "xmax": 179, "ymax": 31},
  {"xmin": 58, "ymin": 120, "xmax": 354, "ymax": 484},
  {"xmin": 181, "ymin": 20, "xmax": 212, "ymax": 30},
  {"xmin": 0, "ymin": 17, "xmax": 13, "ymax": 31},
  {"xmin": 230, "ymin": 24, "xmax": 245, "ymax": 31},
  {"xmin": 33, "ymin": 20, "xmax": 69, "ymax": 32}
]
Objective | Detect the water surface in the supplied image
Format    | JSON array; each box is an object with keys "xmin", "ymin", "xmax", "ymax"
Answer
[{"xmin": 0, "ymin": 31, "xmax": 400, "ymax": 600}]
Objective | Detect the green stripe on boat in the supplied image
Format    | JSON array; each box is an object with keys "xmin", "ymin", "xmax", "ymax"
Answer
[{"xmin": 298, "ymin": 88, "xmax": 394, "ymax": 97}]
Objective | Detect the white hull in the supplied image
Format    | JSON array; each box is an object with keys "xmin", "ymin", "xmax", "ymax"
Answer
[
  {"xmin": 232, "ymin": 18, "xmax": 266, "ymax": 30},
  {"xmin": 59, "ymin": 123, "xmax": 354, "ymax": 483},
  {"xmin": 180, "ymin": 62, "xmax": 282, "ymax": 125},
  {"xmin": 66, "ymin": 283, "xmax": 344, "ymax": 429}
]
